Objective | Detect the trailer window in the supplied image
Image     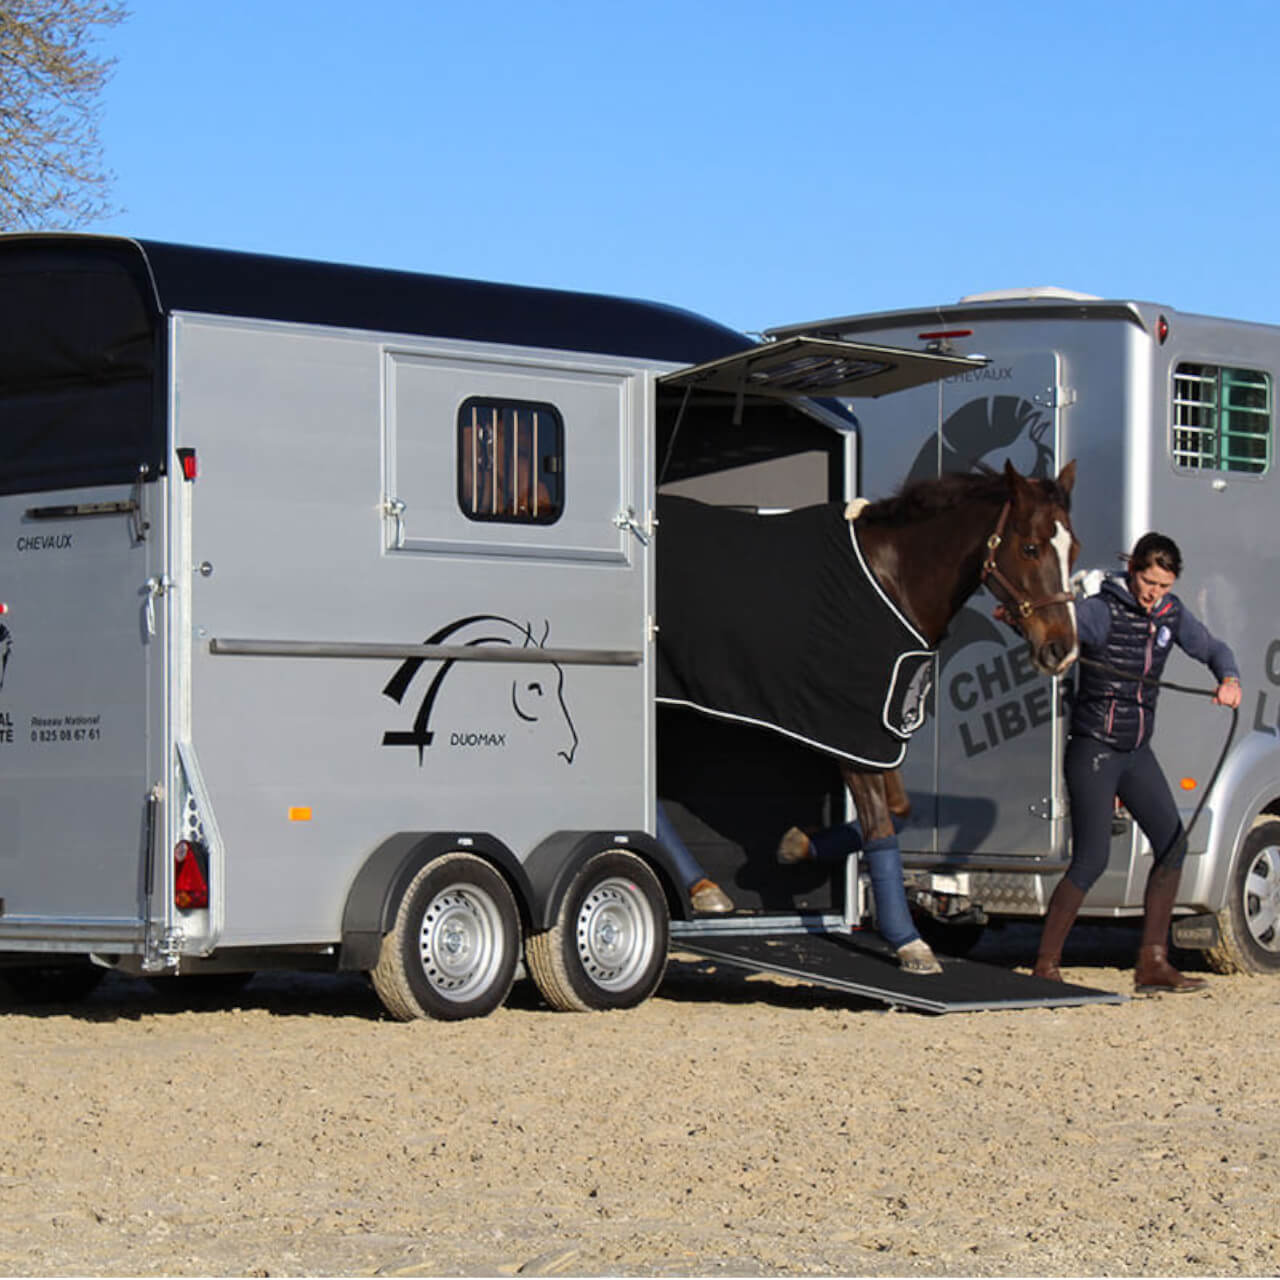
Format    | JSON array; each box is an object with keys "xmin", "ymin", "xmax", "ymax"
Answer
[
  {"xmin": 1172, "ymin": 362, "xmax": 1271, "ymax": 474},
  {"xmin": 458, "ymin": 398, "xmax": 564, "ymax": 523}
]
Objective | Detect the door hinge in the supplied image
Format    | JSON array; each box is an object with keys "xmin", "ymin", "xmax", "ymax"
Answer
[
  {"xmin": 1028, "ymin": 796, "xmax": 1066, "ymax": 821},
  {"xmin": 1033, "ymin": 385, "xmax": 1075, "ymax": 410}
]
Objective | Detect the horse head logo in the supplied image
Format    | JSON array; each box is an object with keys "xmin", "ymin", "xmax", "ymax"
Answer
[
  {"xmin": 381, "ymin": 614, "xmax": 579, "ymax": 766},
  {"xmin": 907, "ymin": 395, "xmax": 1055, "ymax": 489},
  {"xmin": 0, "ymin": 623, "xmax": 11, "ymax": 691}
]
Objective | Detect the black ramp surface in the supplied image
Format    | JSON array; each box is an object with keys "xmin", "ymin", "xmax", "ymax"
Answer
[{"xmin": 677, "ymin": 931, "xmax": 1125, "ymax": 1013}]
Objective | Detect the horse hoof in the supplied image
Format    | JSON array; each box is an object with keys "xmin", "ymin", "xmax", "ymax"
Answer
[
  {"xmin": 896, "ymin": 939, "xmax": 943, "ymax": 974},
  {"xmin": 690, "ymin": 879, "xmax": 734, "ymax": 914},
  {"xmin": 776, "ymin": 827, "xmax": 813, "ymax": 864}
]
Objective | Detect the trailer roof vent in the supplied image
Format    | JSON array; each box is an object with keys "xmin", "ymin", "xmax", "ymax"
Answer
[{"xmin": 957, "ymin": 286, "xmax": 1102, "ymax": 303}]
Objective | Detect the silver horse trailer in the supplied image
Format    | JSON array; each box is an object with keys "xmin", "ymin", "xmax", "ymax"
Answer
[
  {"xmin": 2, "ymin": 233, "xmax": 1025, "ymax": 1019},
  {"xmin": 771, "ymin": 288, "xmax": 1280, "ymax": 975}
]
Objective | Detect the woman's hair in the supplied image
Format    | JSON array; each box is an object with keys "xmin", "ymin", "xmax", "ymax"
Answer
[{"xmin": 1128, "ymin": 531, "xmax": 1182, "ymax": 578}]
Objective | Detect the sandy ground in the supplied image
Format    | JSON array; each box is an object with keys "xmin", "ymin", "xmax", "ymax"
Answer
[{"xmin": 0, "ymin": 923, "xmax": 1277, "ymax": 1278}]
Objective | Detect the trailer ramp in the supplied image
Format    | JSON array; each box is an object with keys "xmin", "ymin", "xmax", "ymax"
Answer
[{"xmin": 674, "ymin": 930, "xmax": 1124, "ymax": 1014}]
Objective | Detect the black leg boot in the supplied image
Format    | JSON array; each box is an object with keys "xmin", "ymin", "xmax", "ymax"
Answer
[
  {"xmin": 1034, "ymin": 879, "xmax": 1086, "ymax": 981},
  {"xmin": 1134, "ymin": 862, "xmax": 1207, "ymax": 993}
]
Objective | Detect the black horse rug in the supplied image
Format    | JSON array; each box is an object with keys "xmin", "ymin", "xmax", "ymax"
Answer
[{"xmin": 655, "ymin": 495, "xmax": 934, "ymax": 768}]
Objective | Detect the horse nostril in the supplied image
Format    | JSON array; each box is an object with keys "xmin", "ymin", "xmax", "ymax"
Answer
[{"xmin": 1040, "ymin": 641, "xmax": 1066, "ymax": 671}]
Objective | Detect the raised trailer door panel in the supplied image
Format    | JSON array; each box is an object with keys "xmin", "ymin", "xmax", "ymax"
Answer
[{"xmin": 0, "ymin": 486, "xmax": 157, "ymax": 935}]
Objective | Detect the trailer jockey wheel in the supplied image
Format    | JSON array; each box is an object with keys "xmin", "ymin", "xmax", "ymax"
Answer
[
  {"xmin": 371, "ymin": 853, "xmax": 520, "ymax": 1021},
  {"xmin": 526, "ymin": 849, "xmax": 669, "ymax": 1012}
]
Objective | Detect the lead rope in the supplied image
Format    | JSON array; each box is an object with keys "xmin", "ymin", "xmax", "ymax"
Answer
[{"xmin": 1075, "ymin": 655, "xmax": 1239, "ymax": 852}]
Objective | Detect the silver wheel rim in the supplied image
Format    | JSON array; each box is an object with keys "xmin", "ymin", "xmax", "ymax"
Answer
[
  {"xmin": 418, "ymin": 884, "xmax": 505, "ymax": 1002},
  {"xmin": 575, "ymin": 874, "xmax": 655, "ymax": 992},
  {"xmin": 1243, "ymin": 843, "xmax": 1280, "ymax": 954}
]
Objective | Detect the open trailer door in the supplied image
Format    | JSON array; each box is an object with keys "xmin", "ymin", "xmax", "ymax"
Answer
[{"xmin": 659, "ymin": 335, "xmax": 989, "ymax": 402}]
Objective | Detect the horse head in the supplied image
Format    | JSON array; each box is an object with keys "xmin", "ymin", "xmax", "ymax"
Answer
[{"xmin": 983, "ymin": 459, "xmax": 1079, "ymax": 676}]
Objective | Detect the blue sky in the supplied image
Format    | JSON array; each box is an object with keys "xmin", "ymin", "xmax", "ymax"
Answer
[{"xmin": 95, "ymin": 0, "xmax": 1280, "ymax": 335}]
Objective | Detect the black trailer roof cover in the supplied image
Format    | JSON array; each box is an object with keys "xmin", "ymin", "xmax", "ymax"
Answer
[
  {"xmin": 132, "ymin": 238, "xmax": 749, "ymax": 364},
  {"xmin": 0, "ymin": 238, "xmax": 164, "ymax": 496}
]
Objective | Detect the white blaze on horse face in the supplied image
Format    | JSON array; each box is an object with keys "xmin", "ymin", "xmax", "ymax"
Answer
[{"xmin": 1051, "ymin": 519, "xmax": 1078, "ymax": 670}]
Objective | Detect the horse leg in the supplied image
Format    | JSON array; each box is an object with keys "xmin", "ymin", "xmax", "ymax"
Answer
[
  {"xmin": 776, "ymin": 767, "xmax": 910, "ymax": 862},
  {"xmin": 884, "ymin": 768, "xmax": 911, "ymax": 821},
  {"xmin": 842, "ymin": 765, "xmax": 941, "ymax": 975}
]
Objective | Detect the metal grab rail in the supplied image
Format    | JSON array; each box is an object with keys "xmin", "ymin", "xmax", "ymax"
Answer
[{"xmin": 208, "ymin": 637, "xmax": 643, "ymax": 666}]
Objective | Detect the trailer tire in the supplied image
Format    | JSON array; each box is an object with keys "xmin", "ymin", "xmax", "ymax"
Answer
[
  {"xmin": 370, "ymin": 853, "xmax": 520, "ymax": 1021},
  {"xmin": 0, "ymin": 962, "xmax": 105, "ymax": 1005},
  {"xmin": 526, "ymin": 850, "xmax": 668, "ymax": 1012},
  {"xmin": 1206, "ymin": 820, "xmax": 1280, "ymax": 976}
]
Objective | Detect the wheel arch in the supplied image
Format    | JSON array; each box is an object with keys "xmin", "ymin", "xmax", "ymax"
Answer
[
  {"xmin": 1191, "ymin": 732, "xmax": 1280, "ymax": 911},
  {"xmin": 522, "ymin": 830, "xmax": 693, "ymax": 930},
  {"xmin": 339, "ymin": 832, "xmax": 534, "ymax": 972}
]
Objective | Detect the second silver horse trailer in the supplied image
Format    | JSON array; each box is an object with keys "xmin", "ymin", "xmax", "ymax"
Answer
[{"xmin": 772, "ymin": 288, "xmax": 1280, "ymax": 975}]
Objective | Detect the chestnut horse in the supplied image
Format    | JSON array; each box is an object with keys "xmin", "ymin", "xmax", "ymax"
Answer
[{"xmin": 835, "ymin": 460, "xmax": 1079, "ymax": 970}]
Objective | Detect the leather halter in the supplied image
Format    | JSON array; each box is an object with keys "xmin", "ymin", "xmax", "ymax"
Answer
[{"xmin": 980, "ymin": 501, "xmax": 1074, "ymax": 620}]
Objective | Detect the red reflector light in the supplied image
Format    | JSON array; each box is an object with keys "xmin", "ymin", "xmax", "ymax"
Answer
[
  {"xmin": 917, "ymin": 329, "xmax": 973, "ymax": 340},
  {"xmin": 1157, "ymin": 315, "xmax": 1169, "ymax": 344},
  {"xmin": 177, "ymin": 447, "xmax": 198, "ymax": 481},
  {"xmin": 174, "ymin": 840, "xmax": 210, "ymax": 909}
]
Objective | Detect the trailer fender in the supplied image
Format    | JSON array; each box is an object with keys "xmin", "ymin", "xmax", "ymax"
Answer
[
  {"xmin": 339, "ymin": 832, "xmax": 533, "ymax": 972},
  {"xmin": 1186, "ymin": 731, "xmax": 1280, "ymax": 910},
  {"xmin": 522, "ymin": 830, "xmax": 692, "ymax": 930}
]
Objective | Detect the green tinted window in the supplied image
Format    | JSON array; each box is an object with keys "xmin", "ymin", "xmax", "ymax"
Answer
[{"xmin": 1172, "ymin": 362, "xmax": 1271, "ymax": 474}]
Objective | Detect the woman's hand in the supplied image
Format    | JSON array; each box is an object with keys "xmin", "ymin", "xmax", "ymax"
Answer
[{"xmin": 1214, "ymin": 677, "xmax": 1243, "ymax": 709}]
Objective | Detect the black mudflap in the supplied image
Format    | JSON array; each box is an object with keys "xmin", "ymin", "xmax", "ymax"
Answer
[{"xmin": 674, "ymin": 931, "xmax": 1125, "ymax": 1014}]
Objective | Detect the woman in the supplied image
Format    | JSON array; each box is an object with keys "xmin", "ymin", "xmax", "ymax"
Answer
[{"xmin": 1034, "ymin": 532, "xmax": 1242, "ymax": 992}]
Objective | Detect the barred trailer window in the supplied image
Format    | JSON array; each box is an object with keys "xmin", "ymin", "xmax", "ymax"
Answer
[
  {"xmin": 1172, "ymin": 362, "xmax": 1272, "ymax": 474},
  {"xmin": 458, "ymin": 398, "xmax": 564, "ymax": 524}
]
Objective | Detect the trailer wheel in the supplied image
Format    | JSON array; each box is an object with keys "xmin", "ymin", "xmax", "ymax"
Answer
[
  {"xmin": 1206, "ymin": 820, "xmax": 1280, "ymax": 976},
  {"xmin": 0, "ymin": 962, "xmax": 105, "ymax": 1005},
  {"xmin": 526, "ymin": 850, "xmax": 669, "ymax": 1012},
  {"xmin": 370, "ymin": 853, "xmax": 520, "ymax": 1021}
]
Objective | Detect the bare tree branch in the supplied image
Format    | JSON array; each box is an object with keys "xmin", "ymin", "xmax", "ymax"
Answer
[{"xmin": 0, "ymin": 0, "xmax": 127, "ymax": 230}]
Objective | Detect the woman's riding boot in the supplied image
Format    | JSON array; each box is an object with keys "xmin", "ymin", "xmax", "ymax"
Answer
[
  {"xmin": 1033, "ymin": 879, "xmax": 1086, "ymax": 981},
  {"xmin": 1135, "ymin": 863, "xmax": 1207, "ymax": 993}
]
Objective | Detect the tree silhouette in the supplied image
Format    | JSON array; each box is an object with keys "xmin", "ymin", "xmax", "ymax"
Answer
[{"xmin": 0, "ymin": 1, "xmax": 126, "ymax": 229}]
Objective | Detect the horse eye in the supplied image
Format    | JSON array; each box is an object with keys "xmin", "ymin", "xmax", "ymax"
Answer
[{"xmin": 1021, "ymin": 542, "xmax": 1039, "ymax": 559}]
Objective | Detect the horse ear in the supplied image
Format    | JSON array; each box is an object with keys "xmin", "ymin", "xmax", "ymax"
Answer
[
  {"xmin": 1003, "ymin": 458, "xmax": 1034, "ymax": 509},
  {"xmin": 1057, "ymin": 459, "xmax": 1077, "ymax": 496}
]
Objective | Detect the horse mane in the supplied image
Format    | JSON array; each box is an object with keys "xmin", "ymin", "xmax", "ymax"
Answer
[{"xmin": 858, "ymin": 468, "xmax": 1071, "ymax": 528}]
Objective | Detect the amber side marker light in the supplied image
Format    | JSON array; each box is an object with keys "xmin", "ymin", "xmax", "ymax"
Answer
[
  {"xmin": 1180, "ymin": 777, "xmax": 1197, "ymax": 791},
  {"xmin": 288, "ymin": 806, "xmax": 313, "ymax": 822},
  {"xmin": 174, "ymin": 840, "xmax": 210, "ymax": 909}
]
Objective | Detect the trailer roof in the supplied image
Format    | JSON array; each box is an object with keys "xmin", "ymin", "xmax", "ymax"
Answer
[
  {"xmin": 767, "ymin": 295, "xmax": 1151, "ymax": 340},
  {"xmin": 0, "ymin": 233, "xmax": 751, "ymax": 366}
]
